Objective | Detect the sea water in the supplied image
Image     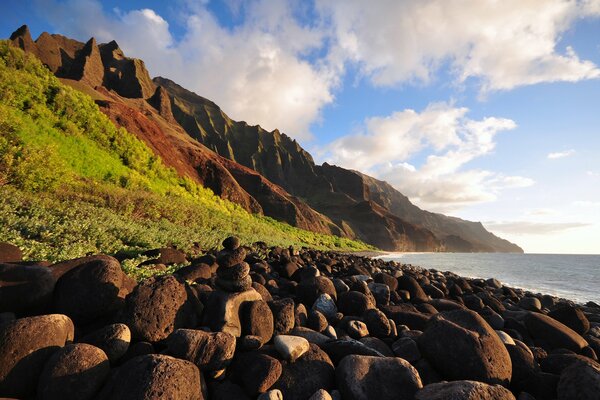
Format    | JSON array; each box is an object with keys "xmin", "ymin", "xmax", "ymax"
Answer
[{"xmin": 378, "ymin": 253, "xmax": 600, "ymax": 305}]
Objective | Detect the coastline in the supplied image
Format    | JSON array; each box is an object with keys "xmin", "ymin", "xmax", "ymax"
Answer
[{"xmin": 1, "ymin": 239, "xmax": 599, "ymax": 399}]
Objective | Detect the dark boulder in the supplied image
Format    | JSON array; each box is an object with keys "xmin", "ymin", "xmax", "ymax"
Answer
[
  {"xmin": 80, "ymin": 323, "xmax": 131, "ymax": 363},
  {"xmin": 336, "ymin": 355, "xmax": 422, "ymax": 400},
  {"xmin": 241, "ymin": 300, "xmax": 274, "ymax": 344},
  {"xmin": 119, "ymin": 275, "xmax": 197, "ymax": 342},
  {"xmin": 321, "ymin": 339, "xmax": 384, "ymax": 365},
  {"xmin": 232, "ymin": 352, "xmax": 282, "ymax": 395},
  {"xmin": 0, "ymin": 314, "xmax": 74, "ymax": 398},
  {"xmin": 556, "ymin": 359, "xmax": 600, "ymax": 400},
  {"xmin": 0, "ymin": 263, "xmax": 55, "ymax": 315},
  {"xmin": 175, "ymin": 263, "xmax": 212, "ymax": 281},
  {"xmin": 272, "ymin": 344, "xmax": 335, "ymax": 400},
  {"xmin": 337, "ymin": 291, "xmax": 375, "ymax": 317},
  {"xmin": 415, "ymin": 380, "xmax": 516, "ymax": 400},
  {"xmin": 96, "ymin": 354, "xmax": 203, "ymax": 400},
  {"xmin": 524, "ymin": 312, "xmax": 588, "ymax": 352},
  {"xmin": 269, "ymin": 298, "xmax": 296, "ymax": 336},
  {"xmin": 37, "ymin": 343, "xmax": 110, "ymax": 400},
  {"xmin": 418, "ymin": 309, "xmax": 512, "ymax": 386},
  {"xmin": 549, "ymin": 305, "xmax": 590, "ymax": 335},
  {"xmin": 297, "ymin": 276, "xmax": 337, "ymax": 306},
  {"xmin": 53, "ymin": 256, "xmax": 127, "ymax": 324},
  {"xmin": 166, "ymin": 328, "xmax": 236, "ymax": 371},
  {"xmin": 397, "ymin": 275, "xmax": 429, "ymax": 303}
]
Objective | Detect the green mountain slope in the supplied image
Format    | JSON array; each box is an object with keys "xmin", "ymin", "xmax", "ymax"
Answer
[{"xmin": 0, "ymin": 41, "xmax": 372, "ymax": 261}]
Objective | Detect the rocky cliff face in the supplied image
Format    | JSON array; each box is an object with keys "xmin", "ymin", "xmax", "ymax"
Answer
[
  {"xmin": 154, "ymin": 77, "xmax": 522, "ymax": 253},
  {"xmin": 8, "ymin": 25, "xmax": 523, "ymax": 252}
]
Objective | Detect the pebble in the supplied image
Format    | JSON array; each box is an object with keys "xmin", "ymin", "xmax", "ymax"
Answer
[{"xmin": 274, "ymin": 335, "xmax": 310, "ymax": 362}]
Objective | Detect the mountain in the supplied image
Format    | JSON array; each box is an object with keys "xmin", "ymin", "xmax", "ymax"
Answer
[{"xmin": 7, "ymin": 25, "xmax": 523, "ymax": 253}]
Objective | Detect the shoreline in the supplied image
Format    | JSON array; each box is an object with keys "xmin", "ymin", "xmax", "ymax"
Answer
[{"xmin": 1, "ymin": 239, "xmax": 599, "ymax": 399}]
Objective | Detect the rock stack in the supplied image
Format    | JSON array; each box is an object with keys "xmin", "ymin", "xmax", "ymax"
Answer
[
  {"xmin": 1, "ymin": 238, "xmax": 600, "ymax": 400},
  {"xmin": 215, "ymin": 236, "xmax": 252, "ymax": 292}
]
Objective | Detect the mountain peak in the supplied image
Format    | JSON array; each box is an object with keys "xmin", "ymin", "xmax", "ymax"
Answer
[{"xmin": 9, "ymin": 25, "xmax": 31, "ymax": 41}]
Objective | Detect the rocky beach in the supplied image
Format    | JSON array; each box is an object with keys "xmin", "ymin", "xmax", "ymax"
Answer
[{"xmin": 1, "ymin": 238, "xmax": 599, "ymax": 400}]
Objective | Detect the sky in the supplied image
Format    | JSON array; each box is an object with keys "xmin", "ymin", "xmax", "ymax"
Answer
[{"xmin": 1, "ymin": 0, "xmax": 599, "ymax": 254}]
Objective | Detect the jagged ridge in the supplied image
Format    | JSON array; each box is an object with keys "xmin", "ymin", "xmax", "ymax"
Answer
[{"xmin": 8, "ymin": 25, "xmax": 523, "ymax": 252}]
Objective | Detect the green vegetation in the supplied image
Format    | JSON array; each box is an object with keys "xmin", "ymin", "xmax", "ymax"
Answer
[{"xmin": 0, "ymin": 41, "xmax": 372, "ymax": 262}]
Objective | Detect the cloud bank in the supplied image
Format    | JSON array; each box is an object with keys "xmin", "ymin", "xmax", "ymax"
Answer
[
  {"xmin": 484, "ymin": 221, "xmax": 590, "ymax": 235},
  {"xmin": 321, "ymin": 102, "xmax": 533, "ymax": 212}
]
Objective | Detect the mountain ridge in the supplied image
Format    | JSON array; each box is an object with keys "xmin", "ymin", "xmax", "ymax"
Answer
[{"xmin": 8, "ymin": 25, "xmax": 523, "ymax": 253}]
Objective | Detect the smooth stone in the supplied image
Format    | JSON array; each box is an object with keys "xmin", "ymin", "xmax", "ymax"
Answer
[
  {"xmin": 549, "ymin": 305, "xmax": 590, "ymax": 335},
  {"xmin": 80, "ymin": 323, "xmax": 131, "ymax": 363},
  {"xmin": 524, "ymin": 312, "xmax": 588, "ymax": 352},
  {"xmin": 321, "ymin": 339, "xmax": 384, "ymax": 365},
  {"xmin": 336, "ymin": 355, "xmax": 423, "ymax": 400},
  {"xmin": 360, "ymin": 337, "xmax": 394, "ymax": 357},
  {"xmin": 496, "ymin": 330, "xmax": 516, "ymax": 346},
  {"xmin": 518, "ymin": 297, "xmax": 542, "ymax": 312},
  {"xmin": 37, "ymin": 343, "xmax": 110, "ymax": 400},
  {"xmin": 415, "ymin": 380, "xmax": 516, "ymax": 400},
  {"xmin": 275, "ymin": 335, "xmax": 310, "ymax": 362},
  {"xmin": 309, "ymin": 389, "xmax": 333, "ymax": 400},
  {"xmin": 307, "ymin": 309, "xmax": 329, "ymax": 332},
  {"xmin": 258, "ymin": 389, "xmax": 283, "ymax": 400},
  {"xmin": 312, "ymin": 293, "xmax": 337, "ymax": 319},
  {"xmin": 346, "ymin": 320, "xmax": 369, "ymax": 339},
  {"xmin": 363, "ymin": 308, "xmax": 392, "ymax": 337},
  {"xmin": 291, "ymin": 326, "xmax": 332, "ymax": 346},
  {"xmin": 297, "ymin": 276, "xmax": 337, "ymax": 306}
]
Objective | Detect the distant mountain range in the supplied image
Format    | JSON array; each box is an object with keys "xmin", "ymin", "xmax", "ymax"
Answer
[{"xmin": 8, "ymin": 25, "xmax": 523, "ymax": 253}]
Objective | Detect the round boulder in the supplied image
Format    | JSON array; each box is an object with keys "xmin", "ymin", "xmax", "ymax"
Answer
[
  {"xmin": 336, "ymin": 355, "xmax": 423, "ymax": 400},
  {"xmin": 0, "ymin": 314, "xmax": 74, "ymax": 398},
  {"xmin": 272, "ymin": 343, "xmax": 335, "ymax": 400},
  {"xmin": 38, "ymin": 343, "xmax": 110, "ymax": 400},
  {"xmin": 80, "ymin": 323, "xmax": 131, "ymax": 363},
  {"xmin": 96, "ymin": 354, "xmax": 202, "ymax": 400},
  {"xmin": 557, "ymin": 359, "xmax": 600, "ymax": 400},
  {"xmin": 241, "ymin": 300, "xmax": 274, "ymax": 345},
  {"xmin": 415, "ymin": 380, "xmax": 516, "ymax": 400},
  {"xmin": 53, "ymin": 256, "xmax": 126, "ymax": 324},
  {"xmin": 119, "ymin": 275, "xmax": 196, "ymax": 342},
  {"xmin": 418, "ymin": 309, "xmax": 512, "ymax": 386},
  {"xmin": 524, "ymin": 312, "xmax": 588, "ymax": 352},
  {"xmin": 337, "ymin": 291, "xmax": 375, "ymax": 317},
  {"xmin": 233, "ymin": 352, "xmax": 282, "ymax": 395}
]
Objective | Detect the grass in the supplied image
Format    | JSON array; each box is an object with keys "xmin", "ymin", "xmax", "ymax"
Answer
[{"xmin": 0, "ymin": 41, "xmax": 373, "ymax": 262}]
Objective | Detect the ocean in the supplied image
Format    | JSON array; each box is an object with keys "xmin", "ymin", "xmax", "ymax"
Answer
[{"xmin": 378, "ymin": 253, "xmax": 600, "ymax": 305}]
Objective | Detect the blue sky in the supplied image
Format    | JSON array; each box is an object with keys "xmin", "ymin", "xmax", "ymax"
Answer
[{"xmin": 2, "ymin": 0, "xmax": 600, "ymax": 253}]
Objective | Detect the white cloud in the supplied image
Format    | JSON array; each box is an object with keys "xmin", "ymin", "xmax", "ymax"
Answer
[
  {"xmin": 321, "ymin": 102, "xmax": 533, "ymax": 212},
  {"xmin": 317, "ymin": 0, "xmax": 600, "ymax": 92},
  {"xmin": 36, "ymin": 0, "xmax": 335, "ymax": 140},
  {"xmin": 573, "ymin": 200, "xmax": 600, "ymax": 207},
  {"xmin": 547, "ymin": 149, "xmax": 576, "ymax": 159},
  {"xmin": 484, "ymin": 221, "xmax": 590, "ymax": 235},
  {"xmin": 587, "ymin": 170, "xmax": 600, "ymax": 177},
  {"xmin": 527, "ymin": 208, "xmax": 557, "ymax": 216}
]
